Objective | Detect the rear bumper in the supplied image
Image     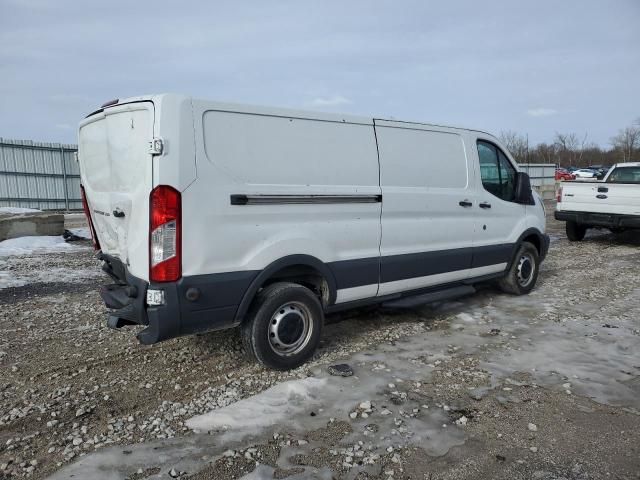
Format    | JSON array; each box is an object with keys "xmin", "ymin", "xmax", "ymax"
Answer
[
  {"xmin": 554, "ymin": 210, "xmax": 640, "ymax": 229},
  {"xmin": 98, "ymin": 254, "xmax": 254, "ymax": 344}
]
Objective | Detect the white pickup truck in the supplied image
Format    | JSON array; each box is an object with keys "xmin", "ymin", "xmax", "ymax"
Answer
[{"xmin": 555, "ymin": 162, "xmax": 640, "ymax": 240}]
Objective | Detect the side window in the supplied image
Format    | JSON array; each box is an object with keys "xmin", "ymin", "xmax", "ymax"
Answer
[
  {"xmin": 498, "ymin": 151, "xmax": 516, "ymax": 201},
  {"xmin": 477, "ymin": 140, "xmax": 517, "ymax": 202}
]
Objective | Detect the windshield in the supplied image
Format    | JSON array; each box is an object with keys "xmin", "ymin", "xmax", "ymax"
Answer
[{"xmin": 607, "ymin": 166, "xmax": 640, "ymax": 184}]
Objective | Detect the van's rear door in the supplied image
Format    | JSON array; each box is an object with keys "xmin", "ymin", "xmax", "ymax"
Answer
[{"xmin": 78, "ymin": 102, "xmax": 154, "ymax": 277}]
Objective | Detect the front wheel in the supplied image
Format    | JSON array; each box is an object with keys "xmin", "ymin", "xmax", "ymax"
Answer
[
  {"xmin": 498, "ymin": 242, "xmax": 540, "ymax": 295},
  {"xmin": 241, "ymin": 282, "xmax": 323, "ymax": 370}
]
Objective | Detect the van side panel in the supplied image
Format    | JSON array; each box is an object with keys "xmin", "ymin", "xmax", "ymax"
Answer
[
  {"xmin": 375, "ymin": 121, "xmax": 477, "ymax": 295},
  {"xmin": 184, "ymin": 103, "xmax": 382, "ymax": 304}
]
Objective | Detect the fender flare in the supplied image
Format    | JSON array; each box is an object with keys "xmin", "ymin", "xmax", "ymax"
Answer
[
  {"xmin": 234, "ymin": 254, "xmax": 338, "ymax": 322},
  {"xmin": 508, "ymin": 227, "xmax": 548, "ymax": 268}
]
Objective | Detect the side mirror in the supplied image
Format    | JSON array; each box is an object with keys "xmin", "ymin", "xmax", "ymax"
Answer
[{"xmin": 514, "ymin": 172, "xmax": 535, "ymax": 205}]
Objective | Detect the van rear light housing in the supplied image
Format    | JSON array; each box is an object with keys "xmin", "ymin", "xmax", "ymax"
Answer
[
  {"xmin": 557, "ymin": 186, "xmax": 562, "ymax": 203},
  {"xmin": 149, "ymin": 185, "xmax": 181, "ymax": 282},
  {"xmin": 80, "ymin": 185, "xmax": 101, "ymax": 250}
]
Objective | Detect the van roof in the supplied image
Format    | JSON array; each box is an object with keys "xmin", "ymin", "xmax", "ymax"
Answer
[{"xmin": 94, "ymin": 93, "xmax": 497, "ymax": 139}]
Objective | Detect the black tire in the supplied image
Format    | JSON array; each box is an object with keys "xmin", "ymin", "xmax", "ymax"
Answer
[
  {"xmin": 566, "ymin": 221, "xmax": 586, "ymax": 241},
  {"xmin": 498, "ymin": 242, "xmax": 540, "ymax": 295},
  {"xmin": 241, "ymin": 282, "xmax": 323, "ymax": 370}
]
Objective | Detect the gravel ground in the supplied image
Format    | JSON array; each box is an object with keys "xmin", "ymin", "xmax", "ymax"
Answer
[{"xmin": 1, "ymin": 206, "xmax": 639, "ymax": 480}]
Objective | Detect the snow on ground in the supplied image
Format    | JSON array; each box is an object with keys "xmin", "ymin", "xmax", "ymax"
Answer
[
  {"xmin": 69, "ymin": 227, "xmax": 91, "ymax": 239},
  {"xmin": 0, "ymin": 206, "xmax": 42, "ymax": 214},
  {"xmin": 0, "ymin": 266, "xmax": 102, "ymax": 289},
  {"xmin": 0, "ymin": 235, "xmax": 83, "ymax": 257},
  {"xmin": 187, "ymin": 377, "xmax": 328, "ymax": 438},
  {"xmin": 0, "ymin": 233, "xmax": 95, "ymax": 288}
]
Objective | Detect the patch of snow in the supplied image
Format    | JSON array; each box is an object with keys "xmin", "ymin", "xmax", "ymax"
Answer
[
  {"xmin": 238, "ymin": 465, "xmax": 276, "ymax": 480},
  {"xmin": 0, "ymin": 206, "xmax": 42, "ymax": 214},
  {"xmin": 186, "ymin": 377, "xmax": 327, "ymax": 437},
  {"xmin": 0, "ymin": 266, "xmax": 103, "ymax": 289},
  {"xmin": 69, "ymin": 227, "xmax": 91, "ymax": 239},
  {"xmin": 0, "ymin": 235, "xmax": 85, "ymax": 257},
  {"xmin": 0, "ymin": 271, "xmax": 27, "ymax": 289}
]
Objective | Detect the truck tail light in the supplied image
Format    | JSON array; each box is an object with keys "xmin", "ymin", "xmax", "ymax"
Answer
[
  {"xmin": 80, "ymin": 185, "xmax": 101, "ymax": 250},
  {"xmin": 556, "ymin": 186, "xmax": 562, "ymax": 203},
  {"xmin": 149, "ymin": 185, "xmax": 181, "ymax": 282}
]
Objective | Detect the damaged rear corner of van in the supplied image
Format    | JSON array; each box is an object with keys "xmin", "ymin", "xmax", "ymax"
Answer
[{"xmin": 77, "ymin": 94, "xmax": 196, "ymax": 344}]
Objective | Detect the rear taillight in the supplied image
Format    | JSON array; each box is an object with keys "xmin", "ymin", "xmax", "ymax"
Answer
[
  {"xmin": 80, "ymin": 185, "xmax": 101, "ymax": 250},
  {"xmin": 556, "ymin": 186, "xmax": 562, "ymax": 203},
  {"xmin": 149, "ymin": 185, "xmax": 181, "ymax": 283}
]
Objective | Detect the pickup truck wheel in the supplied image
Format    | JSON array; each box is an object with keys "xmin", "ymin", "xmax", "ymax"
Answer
[
  {"xmin": 241, "ymin": 282, "xmax": 323, "ymax": 370},
  {"xmin": 498, "ymin": 242, "xmax": 539, "ymax": 295},
  {"xmin": 566, "ymin": 221, "xmax": 586, "ymax": 241}
]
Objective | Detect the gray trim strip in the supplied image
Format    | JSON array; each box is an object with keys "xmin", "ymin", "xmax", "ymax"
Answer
[
  {"xmin": 0, "ymin": 141, "xmax": 77, "ymax": 152},
  {"xmin": 0, "ymin": 170, "xmax": 80, "ymax": 179},
  {"xmin": 230, "ymin": 194, "xmax": 382, "ymax": 205},
  {"xmin": 0, "ymin": 196, "xmax": 82, "ymax": 203}
]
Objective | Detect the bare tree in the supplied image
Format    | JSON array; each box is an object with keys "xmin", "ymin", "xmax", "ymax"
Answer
[
  {"xmin": 499, "ymin": 130, "xmax": 528, "ymax": 163},
  {"xmin": 610, "ymin": 120, "xmax": 640, "ymax": 162},
  {"xmin": 532, "ymin": 142, "xmax": 559, "ymax": 164},
  {"xmin": 554, "ymin": 132, "xmax": 588, "ymax": 166}
]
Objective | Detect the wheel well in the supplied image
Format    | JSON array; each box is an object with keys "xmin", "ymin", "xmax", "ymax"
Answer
[
  {"xmin": 522, "ymin": 234, "xmax": 541, "ymax": 254},
  {"xmin": 261, "ymin": 264, "xmax": 331, "ymax": 306}
]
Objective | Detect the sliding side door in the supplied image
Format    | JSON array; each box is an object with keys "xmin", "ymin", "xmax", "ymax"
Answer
[{"xmin": 375, "ymin": 120, "xmax": 476, "ymax": 296}]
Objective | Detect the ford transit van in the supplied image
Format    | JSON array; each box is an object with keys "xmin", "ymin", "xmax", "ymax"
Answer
[{"xmin": 78, "ymin": 94, "xmax": 549, "ymax": 369}]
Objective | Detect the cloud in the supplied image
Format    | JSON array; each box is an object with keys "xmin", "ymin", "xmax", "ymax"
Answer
[
  {"xmin": 307, "ymin": 95, "xmax": 352, "ymax": 107},
  {"xmin": 526, "ymin": 108, "xmax": 558, "ymax": 117}
]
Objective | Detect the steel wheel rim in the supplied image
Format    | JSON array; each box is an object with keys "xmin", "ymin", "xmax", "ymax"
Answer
[
  {"xmin": 516, "ymin": 253, "xmax": 535, "ymax": 287},
  {"xmin": 268, "ymin": 302, "xmax": 313, "ymax": 356}
]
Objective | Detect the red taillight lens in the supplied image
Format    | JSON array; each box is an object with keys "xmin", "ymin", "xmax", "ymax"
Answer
[
  {"xmin": 149, "ymin": 185, "xmax": 181, "ymax": 282},
  {"xmin": 80, "ymin": 185, "xmax": 101, "ymax": 250},
  {"xmin": 556, "ymin": 186, "xmax": 563, "ymax": 203}
]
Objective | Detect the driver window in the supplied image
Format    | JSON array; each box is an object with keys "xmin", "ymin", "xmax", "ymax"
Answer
[{"xmin": 477, "ymin": 140, "xmax": 517, "ymax": 202}]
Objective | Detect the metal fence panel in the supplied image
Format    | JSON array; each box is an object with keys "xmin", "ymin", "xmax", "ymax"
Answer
[
  {"xmin": 0, "ymin": 138, "xmax": 81, "ymax": 211},
  {"xmin": 518, "ymin": 163, "xmax": 557, "ymax": 200}
]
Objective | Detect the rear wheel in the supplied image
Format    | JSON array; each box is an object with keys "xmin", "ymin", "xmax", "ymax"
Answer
[
  {"xmin": 241, "ymin": 282, "xmax": 323, "ymax": 370},
  {"xmin": 566, "ymin": 221, "xmax": 586, "ymax": 241},
  {"xmin": 498, "ymin": 242, "xmax": 540, "ymax": 295}
]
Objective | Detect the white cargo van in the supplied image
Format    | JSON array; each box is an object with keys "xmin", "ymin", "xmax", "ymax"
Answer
[{"xmin": 78, "ymin": 94, "xmax": 549, "ymax": 369}]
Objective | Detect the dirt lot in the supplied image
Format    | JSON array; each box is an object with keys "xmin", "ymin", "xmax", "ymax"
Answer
[{"xmin": 1, "ymin": 207, "xmax": 639, "ymax": 480}]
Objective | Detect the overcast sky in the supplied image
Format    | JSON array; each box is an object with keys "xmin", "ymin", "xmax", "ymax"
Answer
[{"xmin": 1, "ymin": 0, "xmax": 638, "ymax": 146}]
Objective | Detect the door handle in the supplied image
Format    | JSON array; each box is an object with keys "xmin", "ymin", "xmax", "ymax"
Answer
[
  {"xmin": 112, "ymin": 209, "xmax": 125, "ymax": 218},
  {"xmin": 458, "ymin": 200, "xmax": 473, "ymax": 207},
  {"xmin": 479, "ymin": 202, "xmax": 492, "ymax": 209},
  {"xmin": 597, "ymin": 187, "xmax": 608, "ymax": 193}
]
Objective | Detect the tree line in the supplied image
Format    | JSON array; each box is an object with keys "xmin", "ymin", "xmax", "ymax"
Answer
[{"xmin": 499, "ymin": 118, "xmax": 640, "ymax": 167}]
